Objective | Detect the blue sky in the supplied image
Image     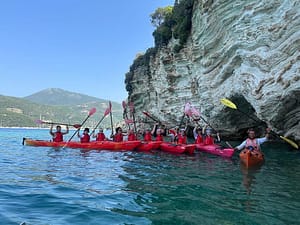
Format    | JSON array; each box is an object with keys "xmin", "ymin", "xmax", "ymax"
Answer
[{"xmin": 0, "ymin": 0, "xmax": 174, "ymax": 103}]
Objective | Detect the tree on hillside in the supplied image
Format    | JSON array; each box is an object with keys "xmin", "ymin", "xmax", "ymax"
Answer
[{"xmin": 150, "ymin": 6, "xmax": 173, "ymax": 28}]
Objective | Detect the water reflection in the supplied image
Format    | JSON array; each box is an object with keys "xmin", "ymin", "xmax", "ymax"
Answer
[{"xmin": 240, "ymin": 163, "xmax": 263, "ymax": 195}]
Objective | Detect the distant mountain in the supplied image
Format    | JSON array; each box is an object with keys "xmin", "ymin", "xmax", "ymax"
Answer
[
  {"xmin": 24, "ymin": 88, "xmax": 105, "ymax": 106},
  {"xmin": 0, "ymin": 89, "xmax": 123, "ymax": 128}
]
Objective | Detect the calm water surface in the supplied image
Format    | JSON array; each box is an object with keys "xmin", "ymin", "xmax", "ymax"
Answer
[{"xmin": 0, "ymin": 128, "xmax": 299, "ymax": 225}]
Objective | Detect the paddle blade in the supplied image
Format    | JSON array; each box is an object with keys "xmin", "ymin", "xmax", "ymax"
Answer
[
  {"xmin": 280, "ymin": 136, "xmax": 299, "ymax": 149},
  {"xmin": 35, "ymin": 119, "xmax": 43, "ymax": 124},
  {"xmin": 129, "ymin": 102, "xmax": 134, "ymax": 113},
  {"xmin": 191, "ymin": 106, "xmax": 200, "ymax": 117},
  {"xmin": 89, "ymin": 107, "xmax": 97, "ymax": 116},
  {"xmin": 122, "ymin": 100, "xmax": 126, "ymax": 109},
  {"xmin": 143, "ymin": 111, "xmax": 150, "ymax": 117},
  {"xmin": 73, "ymin": 124, "xmax": 82, "ymax": 129},
  {"xmin": 184, "ymin": 102, "xmax": 193, "ymax": 117},
  {"xmin": 104, "ymin": 107, "xmax": 111, "ymax": 116},
  {"xmin": 125, "ymin": 119, "xmax": 134, "ymax": 124},
  {"xmin": 220, "ymin": 98, "xmax": 237, "ymax": 109}
]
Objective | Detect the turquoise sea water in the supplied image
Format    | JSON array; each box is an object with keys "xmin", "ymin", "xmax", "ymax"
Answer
[{"xmin": 0, "ymin": 128, "xmax": 300, "ymax": 225}]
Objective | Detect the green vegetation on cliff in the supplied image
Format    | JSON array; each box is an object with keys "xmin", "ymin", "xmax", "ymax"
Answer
[{"xmin": 125, "ymin": 0, "xmax": 195, "ymax": 95}]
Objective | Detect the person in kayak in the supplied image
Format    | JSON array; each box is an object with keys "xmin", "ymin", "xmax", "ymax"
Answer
[
  {"xmin": 143, "ymin": 128, "xmax": 153, "ymax": 141},
  {"xmin": 234, "ymin": 127, "xmax": 271, "ymax": 153},
  {"xmin": 203, "ymin": 125, "xmax": 221, "ymax": 145},
  {"xmin": 77, "ymin": 127, "xmax": 90, "ymax": 143},
  {"xmin": 92, "ymin": 128, "xmax": 107, "ymax": 141},
  {"xmin": 111, "ymin": 127, "xmax": 124, "ymax": 142},
  {"xmin": 50, "ymin": 124, "xmax": 69, "ymax": 142},
  {"xmin": 151, "ymin": 123, "xmax": 164, "ymax": 141},
  {"xmin": 193, "ymin": 126, "xmax": 204, "ymax": 144},
  {"xmin": 177, "ymin": 128, "xmax": 187, "ymax": 144},
  {"xmin": 127, "ymin": 129, "xmax": 137, "ymax": 141},
  {"xmin": 169, "ymin": 126, "xmax": 179, "ymax": 143}
]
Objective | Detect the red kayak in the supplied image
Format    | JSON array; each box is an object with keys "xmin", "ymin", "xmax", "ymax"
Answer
[
  {"xmin": 195, "ymin": 144, "xmax": 234, "ymax": 158},
  {"xmin": 135, "ymin": 141, "xmax": 162, "ymax": 151},
  {"xmin": 239, "ymin": 149, "xmax": 264, "ymax": 168},
  {"xmin": 160, "ymin": 142, "xmax": 195, "ymax": 154},
  {"xmin": 23, "ymin": 138, "xmax": 141, "ymax": 151}
]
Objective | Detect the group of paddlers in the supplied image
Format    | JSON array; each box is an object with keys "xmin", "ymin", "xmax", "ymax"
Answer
[{"xmin": 49, "ymin": 122, "xmax": 222, "ymax": 146}]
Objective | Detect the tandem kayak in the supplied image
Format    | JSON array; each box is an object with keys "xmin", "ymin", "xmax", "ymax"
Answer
[
  {"xmin": 135, "ymin": 141, "xmax": 163, "ymax": 151},
  {"xmin": 239, "ymin": 149, "xmax": 264, "ymax": 168},
  {"xmin": 159, "ymin": 142, "xmax": 195, "ymax": 154},
  {"xmin": 23, "ymin": 138, "xmax": 142, "ymax": 151},
  {"xmin": 195, "ymin": 144, "xmax": 235, "ymax": 158}
]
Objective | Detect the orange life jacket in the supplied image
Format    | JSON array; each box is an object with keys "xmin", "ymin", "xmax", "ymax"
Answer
[{"xmin": 245, "ymin": 138, "xmax": 260, "ymax": 151}]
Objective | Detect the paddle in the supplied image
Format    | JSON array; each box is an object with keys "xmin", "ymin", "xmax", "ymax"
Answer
[
  {"xmin": 109, "ymin": 101, "xmax": 114, "ymax": 137},
  {"xmin": 35, "ymin": 119, "xmax": 81, "ymax": 129},
  {"xmin": 122, "ymin": 100, "xmax": 131, "ymax": 129},
  {"xmin": 129, "ymin": 102, "xmax": 137, "ymax": 133},
  {"xmin": 220, "ymin": 98, "xmax": 299, "ymax": 149},
  {"xmin": 142, "ymin": 111, "xmax": 161, "ymax": 124},
  {"xmin": 185, "ymin": 103, "xmax": 218, "ymax": 133},
  {"xmin": 63, "ymin": 107, "xmax": 97, "ymax": 147},
  {"xmin": 90, "ymin": 106, "xmax": 111, "ymax": 135}
]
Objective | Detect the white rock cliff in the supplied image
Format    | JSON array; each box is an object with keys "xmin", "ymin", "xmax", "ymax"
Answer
[{"xmin": 125, "ymin": 0, "xmax": 300, "ymax": 144}]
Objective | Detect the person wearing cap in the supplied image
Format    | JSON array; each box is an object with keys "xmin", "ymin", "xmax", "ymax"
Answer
[
  {"xmin": 92, "ymin": 128, "xmax": 107, "ymax": 141},
  {"xmin": 151, "ymin": 123, "xmax": 164, "ymax": 141},
  {"xmin": 78, "ymin": 127, "xmax": 90, "ymax": 143},
  {"xmin": 202, "ymin": 125, "xmax": 220, "ymax": 145},
  {"xmin": 177, "ymin": 128, "xmax": 187, "ymax": 144},
  {"xmin": 155, "ymin": 128, "xmax": 164, "ymax": 141},
  {"xmin": 50, "ymin": 124, "xmax": 69, "ymax": 142}
]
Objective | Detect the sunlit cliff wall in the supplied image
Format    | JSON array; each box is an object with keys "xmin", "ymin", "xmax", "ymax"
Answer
[{"xmin": 125, "ymin": 0, "xmax": 300, "ymax": 143}]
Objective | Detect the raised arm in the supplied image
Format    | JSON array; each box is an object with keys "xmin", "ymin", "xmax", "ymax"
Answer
[
  {"xmin": 49, "ymin": 124, "xmax": 54, "ymax": 136},
  {"xmin": 62, "ymin": 125, "xmax": 69, "ymax": 135}
]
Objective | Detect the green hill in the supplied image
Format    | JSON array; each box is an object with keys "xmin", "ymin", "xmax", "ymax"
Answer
[
  {"xmin": 24, "ymin": 88, "xmax": 103, "ymax": 106},
  {"xmin": 0, "ymin": 89, "xmax": 123, "ymax": 128}
]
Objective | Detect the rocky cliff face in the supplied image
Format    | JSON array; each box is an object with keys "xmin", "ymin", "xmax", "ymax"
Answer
[{"xmin": 125, "ymin": 0, "xmax": 300, "ymax": 144}]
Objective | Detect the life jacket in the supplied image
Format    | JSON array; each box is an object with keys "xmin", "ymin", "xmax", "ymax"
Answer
[
  {"xmin": 177, "ymin": 134, "xmax": 187, "ymax": 144},
  {"xmin": 80, "ymin": 133, "xmax": 90, "ymax": 143},
  {"xmin": 96, "ymin": 133, "xmax": 106, "ymax": 141},
  {"xmin": 127, "ymin": 133, "xmax": 136, "ymax": 141},
  {"xmin": 156, "ymin": 135, "xmax": 164, "ymax": 142},
  {"xmin": 144, "ymin": 132, "xmax": 152, "ymax": 141},
  {"xmin": 114, "ymin": 133, "xmax": 123, "ymax": 142},
  {"xmin": 53, "ymin": 132, "xmax": 63, "ymax": 142},
  {"xmin": 204, "ymin": 135, "xmax": 214, "ymax": 145},
  {"xmin": 195, "ymin": 135, "xmax": 203, "ymax": 144},
  {"xmin": 245, "ymin": 138, "xmax": 260, "ymax": 151}
]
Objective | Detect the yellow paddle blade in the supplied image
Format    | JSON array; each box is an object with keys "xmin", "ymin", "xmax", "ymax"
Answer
[
  {"xmin": 280, "ymin": 136, "xmax": 299, "ymax": 149},
  {"xmin": 220, "ymin": 98, "xmax": 237, "ymax": 109}
]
